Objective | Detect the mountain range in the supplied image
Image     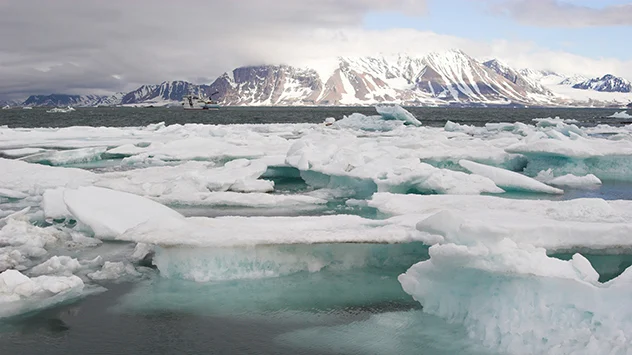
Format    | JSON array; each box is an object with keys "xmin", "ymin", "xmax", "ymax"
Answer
[{"xmin": 11, "ymin": 49, "xmax": 632, "ymax": 108}]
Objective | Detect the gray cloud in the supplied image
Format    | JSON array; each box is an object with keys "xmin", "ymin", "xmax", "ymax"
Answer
[
  {"xmin": 488, "ymin": 0, "xmax": 632, "ymax": 27},
  {"xmin": 0, "ymin": 0, "xmax": 426, "ymax": 99}
]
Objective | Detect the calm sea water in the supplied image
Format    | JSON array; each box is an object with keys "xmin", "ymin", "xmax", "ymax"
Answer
[
  {"xmin": 0, "ymin": 106, "xmax": 629, "ymax": 128},
  {"xmin": 1, "ymin": 107, "xmax": 631, "ymax": 355}
]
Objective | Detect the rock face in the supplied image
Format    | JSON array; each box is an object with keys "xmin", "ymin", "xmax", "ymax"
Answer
[
  {"xmin": 572, "ymin": 74, "xmax": 631, "ymax": 93},
  {"xmin": 120, "ymin": 81, "xmax": 209, "ymax": 105},
  {"xmin": 22, "ymin": 94, "xmax": 124, "ymax": 107}
]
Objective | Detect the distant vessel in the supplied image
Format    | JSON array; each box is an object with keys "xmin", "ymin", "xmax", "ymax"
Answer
[
  {"xmin": 46, "ymin": 106, "xmax": 76, "ymax": 113},
  {"xmin": 2, "ymin": 105, "xmax": 10, "ymax": 110},
  {"xmin": 182, "ymin": 92, "xmax": 220, "ymax": 110}
]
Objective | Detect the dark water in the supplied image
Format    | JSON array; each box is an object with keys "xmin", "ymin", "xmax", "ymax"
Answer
[{"xmin": 0, "ymin": 106, "xmax": 629, "ymax": 128}]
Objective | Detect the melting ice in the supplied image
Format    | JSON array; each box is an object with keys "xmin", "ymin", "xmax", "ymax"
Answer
[{"xmin": 1, "ymin": 105, "xmax": 632, "ymax": 354}]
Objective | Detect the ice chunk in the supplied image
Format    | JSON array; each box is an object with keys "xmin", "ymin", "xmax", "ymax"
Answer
[
  {"xmin": 333, "ymin": 113, "xmax": 405, "ymax": 132},
  {"xmin": 29, "ymin": 256, "xmax": 81, "ymax": 276},
  {"xmin": 367, "ymin": 193, "xmax": 632, "ymax": 252},
  {"xmin": 21, "ymin": 147, "xmax": 107, "ymax": 166},
  {"xmin": 459, "ymin": 159, "xmax": 563, "ymax": 194},
  {"xmin": 609, "ymin": 111, "xmax": 632, "ymax": 119},
  {"xmin": 0, "ymin": 148, "xmax": 47, "ymax": 158},
  {"xmin": 88, "ymin": 261, "xmax": 140, "ymax": 281},
  {"xmin": 42, "ymin": 188, "xmax": 72, "ymax": 220},
  {"xmin": 118, "ymin": 214, "xmax": 422, "ymax": 248},
  {"xmin": 0, "ymin": 269, "xmax": 84, "ymax": 318},
  {"xmin": 536, "ymin": 169, "xmax": 602, "ymax": 188},
  {"xmin": 130, "ymin": 243, "xmax": 154, "ymax": 262},
  {"xmin": 95, "ymin": 159, "xmax": 274, "ymax": 204},
  {"xmin": 0, "ymin": 158, "xmax": 95, "ymax": 195},
  {"xmin": 161, "ymin": 191, "xmax": 327, "ymax": 208},
  {"xmin": 0, "ymin": 188, "xmax": 28, "ymax": 199},
  {"xmin": 375, "ymin": 104, "xmax": 421, "ymax": 126},
  {"xmin": 506, "ymin": 133, "xmax": 632, "ymax": 159},
  {"xmin": 323, "ymin": 117, "xmax": 336, "ymax": 126},
  {"xmin": 63, "ymin": 186, "xmax": 183, "ymax": 239},
  {"xmin": 399, "ymin": 233, "xmax": 632, "ymax": 354},
  {"xmin": 286, "ymin": 135, "xmax": 503, "ymax": 197}
]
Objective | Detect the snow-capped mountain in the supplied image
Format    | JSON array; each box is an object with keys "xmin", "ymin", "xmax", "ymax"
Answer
[
  {"xmin": 572, "ymin": 74, "xmax": 631, "ymax": 93},
  {"xmin": 12, "ymin": 49, "xmax": 632, "ymax": 108},
  {"xmin": 21, "ymin": 94, "xmax": 125, "ymax": 107},
  {"xmin": 120, "ymin": 81, "xmax": 209, "ymax": 105},
  {"xmin": 483, "ymin": 59, "xmax": 552, "ymax": 96},
  {"xmin": 209, "ymin": 50, "xmax": 557, "ymax": 106},
  {"xmin": 207, "ymin": 66, "xmax": 322, "ymax": 106}
]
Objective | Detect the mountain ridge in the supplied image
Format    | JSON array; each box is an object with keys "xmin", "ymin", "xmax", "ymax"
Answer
[{"xmin": 10, "ymin": 50, "xmax": 632, "ymax": 108}]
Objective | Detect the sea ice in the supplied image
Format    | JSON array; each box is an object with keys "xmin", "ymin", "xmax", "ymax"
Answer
[
  {"xmin": 0, "ymin": 158, "xmax": 95, "ymax": 196},
  {"xmin": 285, "ymin": 134, "xmax": 503, "ymax": 196},
  {"xmin": 459, "ymin": 159, "xmax": 563, "ymax": 194},
  {"xmin": 399, "ymin": 232, "xmax": 632, "ymax": 354},
  {"xmin": 0, "ymin": 269, "xmax": 84, "ymax": 318},
  {"xmin": 609, "ymin": 111, "xmax": 632, "ymax": 119},
  {"xmin": 21, "ymin": 146, "xmax": 107, "ymax": 166},
  {"xmin": 63, "ymin": 186, "xmax": 183, "ymax": 239},
  {"xmin": 375, "ymin": 104, "xmax": 422, "ymax": 126},
  {"xmin": 118, "ymin": 214, "xmax": 422, "ymax": 248},
  {"xmin": 88, "ymin": 261, "xmax": 141, "ymax": 281},
  {"xmin": 0, "ymin": 188, "xmax": 28, "ymax": 200},
  {"xmin": 367, "ymin": 193, "xmax": 632, "ymax": 252},
  {"xmin": 29, "ymin": 255, "xmax": 82, "ymax": 276},
  {"xmin": 536, "ymin": 169, "xmax": 602, "ymax": 188}
]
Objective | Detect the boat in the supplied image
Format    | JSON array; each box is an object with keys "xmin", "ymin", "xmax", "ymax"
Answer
[
  {"xmin": 181, "ymin": 92, "xmax": 220, "ymax": 110},
  {"xmin": 46, "ymin": 106, "xmax": 76, "ymax": 113}
]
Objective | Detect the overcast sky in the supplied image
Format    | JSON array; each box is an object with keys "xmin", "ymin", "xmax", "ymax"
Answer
[{"xmin": 0, "ymin": 0, "xmax": 630, "ymax": 99}]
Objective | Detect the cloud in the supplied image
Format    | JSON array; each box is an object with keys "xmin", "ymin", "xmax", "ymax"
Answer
[
  {"xmin": 0, "ymin": 0, "xmax": 427, "ymax": 99},
  {"xmin": 487, "ymin": 0, "xmax": 632, "ymax": 27},
  {"xmin": 0, "ymin": 0, "xmax": 630, "ymax": 100}
]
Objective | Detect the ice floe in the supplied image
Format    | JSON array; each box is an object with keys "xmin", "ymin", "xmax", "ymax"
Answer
[
  {"xmin": 399, "ymin": 229, "xmax": 632, "ymax": 354},
  {"xmin": 459, "ymin": 159, "xmax": 563, "ymax": 194},
  {"xmin": 368, "ymin": 193, "xmax": 632, "ymax": 252},
  {"xmin": 62, "ymin": 186, "xmax": 183, "ymax": 239}
]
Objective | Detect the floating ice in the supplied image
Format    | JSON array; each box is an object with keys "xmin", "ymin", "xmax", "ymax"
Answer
[
  {"xmin": 536, "ymin": 169, "xmax": 602, "ymax": 188},
  {"xmin": 20, "ymin": 146, "xmax": 107, "ymax": 166},
  {"xmin": 609, "ymin": 111, "xmax": 632, "ymax": 119},
  {"xmin": 333, "ymin": 113, "xmax": 406, "ymax": 132},
  {"xmin": 118, "ymin": 214, "xmax": 421, "ymax": 248},
  {"xmin": 286, "ymin": 134, "xmax": 503, "ymax": 197},
  {"xmin": 29, "ymin": 256, "xmax": 81, "ymax": 276},
  {"xmin": 63, "ymin": 186, "xmax": 183, "ymax": 239},
  {"xmin": 0, "ymin": 269, "xmax": 84, "ymax": 318},
  {"xmin": 95, "ymin": 159, "xmax": 275, "ymax": 203},
  {"xmin": 160, "ymin": 191, "xmax": 326, "ymax": 208},
  {"xmin": 0, "ymin": 188, "xmax": 28, "ymax": 200},
  {"xmin": 0, "ymin": 148, "xmax": 47, "ymax": 158},
  {"xmin": 375, "ymin": 104, "xmax": 421, "ymax": 126},
  {"xmin": 368, "ymin": 193, "xmax": 632, "ymax": 252},
  {"xmin": 459, "ymin": 159, "xmax": 563, "ymax": 194},
  {"xmin": 399, "ymin": 233, "xmax": 632, "ymax": 354},
  {"xmin": 88, "ymin": 261, "xmax": 141, "ymax": 281},
  {"xmin": 0, "ymin": 158, "xmax": 95, "ymax": 195}
]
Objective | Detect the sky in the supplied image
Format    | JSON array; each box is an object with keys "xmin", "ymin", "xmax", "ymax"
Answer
[{"xmin": 0, "ymin": 0, "xmax": 630, "ymax": 100}]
